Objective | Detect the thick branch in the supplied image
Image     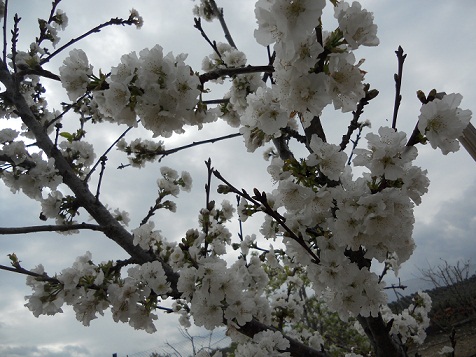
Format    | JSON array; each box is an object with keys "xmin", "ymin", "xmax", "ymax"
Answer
[
  {"xmin": 0, "ymin": 154, "xmax": 36, "ymax": 169},
  {"xmin": 357, "ymin": 314, "xmax": 404, "ymax": 357},
  {"xmin": 459, "ymin": 122, "xmax": 476, "ymax": 162},
  {"xmin": 304, "ymin": 116, "xmax": 327, "ymax": 151},
  {"xmin": 272, "ymin": 136, "xmax": 294, "ymax": 160}
]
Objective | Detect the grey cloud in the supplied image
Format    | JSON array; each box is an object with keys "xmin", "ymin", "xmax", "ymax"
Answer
[{"xmin": 0, "ymin": 344, "xmax": 91, "ymax": 357}]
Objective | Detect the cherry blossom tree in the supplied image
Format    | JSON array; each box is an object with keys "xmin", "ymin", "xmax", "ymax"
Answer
[{"xmin": 0, "ymin": 1, "xmax": 473, "ymax": 356}]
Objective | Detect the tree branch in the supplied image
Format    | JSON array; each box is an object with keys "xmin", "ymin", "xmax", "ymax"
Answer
[
  {"xmin": 272, "ymin": 136, "xmax": 294, "ymax": 160},
  {"xmin": 194, "ymin": 17, "xmax": 223, "ymax": 60},
  {"xmin": 39, "ymin": 15, "xmax": 141, "ymax": 66},
  {"xmin": 0, "ymin": 263, "xmax": 61, "ymax": 284},
  {"xmin": 117, "ymin": 133, "xmax": 241, "ymax": 169},
  {"xmin": 154, "ymin": 132, "xmax": 241, "ymax": 162},
  {"xmin": 304, "ymin": 116, "xmax": 327, "ymax": 151},
  {"xmin": 209, "ymin": 0, "xmax": 237, "ymax": 49},
  {"xmin": 0, "ymin": 223, "xmax": 104, "ymax": 235},
  {"xmin": 213, "ymin": 169, "xmax": 321, "ymax": 264},
  {"xmin": 357, "ymin": 314, "xmax": 404, "ymax": 357},
  {"xmin": 2, "ymin": 0, "xmax": 8, "ymax": 65},
  {"xmin": 199, "ymin": 65, "xmax": 274, "ymax": 84},
  {"xmin": 0, "ymin": 154, "xmax": 36, "ymax": 169},
  {"xmin": 85, "ymin": 124, "xmax": 134, "ymax": 180},
  {"xmin": 391, "ymin": 46, "xmax": 406, "ymax": 130},
  {"xmin": 340, "ymin": 84, "xmax": 378, "ymax": 152}
]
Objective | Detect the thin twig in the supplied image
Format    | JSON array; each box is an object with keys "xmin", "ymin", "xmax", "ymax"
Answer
[
  {"xmin": 202, "ymin": 98, "xmax": 229, "ymax": 105},
  {"xmin": 36, "ymin": 0, "xmax": 61, "ymax": 48},
  {"xmin": 2, "ymin": 0, "xmax": 8, "ymax": 65},
  {"xmin": 95, "ymin": 156, "xmax": 107, "ymax": 202},
  {"xmin": 209, "ymin": 0, "xmax": 237, "ymax": 49},
  {"xmin": 139, "ymin": 197, "xmax": 162, "ymax": 227},
  {"xmin": 346, "ymin": 125, "xmax": 364, "ymax": 165},
  {"xmin": 10, "ymin": 14, "xmax": 21, "ymax": 74},
  {"xmin": 340, "ymin": 84, "xmax": 378, "ymax": 151},
  {"xmin": 406, "ymin": 89, "xmax": 432, "ymax": 147},
  {"xmin": 157, "ymin": 132, "xmax": 241, "ymax": 162},
  {"xmin": 203, "ymin": 159, "xmax": 214, "ymax": 250},
  {"xmin": 0, "ymin": 264, "xmax": 61, "ymax": 283},
  {"xmin": 199, "ymin": 65, "xmax": 274, "ymax": 84},
  {"xmin": 40, "ymin": 16, "xmax": 140, "ymax": 66},
  {"xmin": 0, "ymin": 223, "xmax": 104, "ymax": 234},
  {"xmin": 46, "ymin": 93, "xmax": 91, "ymax": 129},
  {"xmin": 236, "ymin": 195, "xmax": 244, "ymax": 241},
  {"xmin": 392, "ymin": 46, "xmax": 406, "ymax": 130},
  {"xmin": 85, "ymin": 124, "xmax": 134, "ymax": 181},
  {"xmin": 194, "ymin": 17, "xmax": 222, "ymax": 60},
  {"xmin": 213, "ymin": 169, "xmax": 320, "ymax": 264}
]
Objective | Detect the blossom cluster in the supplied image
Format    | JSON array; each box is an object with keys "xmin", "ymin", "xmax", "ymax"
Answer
[
  {"xmin": 0, "ymin": 129, "xmax": 61, "ymax": 200},
  {"xmin": 418, "ymin": 93, "xmax": 472, "ymax": 154},
  {"xmin": 59, "ymin": 44, "xmax": 207, "ymax": 138},
  {"xmin": 234, "ymin": 330, "xmax": 291, "ymax": 357},
  {"xmin": 116, "ymin": 138, "xmax": 165, "ymax": 168},
  {"xmin": 241, "ymin": 126, "xmax": 432, "ymax": 321},
  {"xmin": 178, "ymin": 256, "xmax": 270, "ymax": 329},
  {"xmin": 59, "ymin": 49, "xmax": 93, "ymax": 101},
  {"xmin": 24, "ymin": 253, "xmax": 170, "ymax": 333},
  {"xmin": 382, "ymin": 291, "xmax": 432, "ymax": 345},
  {"xmin": 230, "ymin": 0, "xmax": 379, "ymax": 152}
]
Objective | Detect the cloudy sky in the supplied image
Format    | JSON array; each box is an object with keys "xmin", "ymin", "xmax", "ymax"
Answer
[{"xmin": 1, "ymin": 1, "xmax": 475, "ymax": 356}]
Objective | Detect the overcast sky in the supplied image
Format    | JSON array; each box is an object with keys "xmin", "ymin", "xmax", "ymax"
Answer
[{"xmin": 1, "ymin": 1, "xmax": 475, "ymax": 356}]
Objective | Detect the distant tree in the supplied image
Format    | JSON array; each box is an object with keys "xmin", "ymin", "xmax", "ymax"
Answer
[
  {"xmin": 0, "ymin": 1, "xmax": 473, "ymax": 356},
  {"xmin": 419, "ymin": 260, "xmax": 476, "ymax": 323}
]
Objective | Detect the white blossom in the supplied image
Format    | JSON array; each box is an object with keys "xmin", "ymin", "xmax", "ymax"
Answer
[
  {"xmin": 242, "ymin": 86, "xmax": 289, "ymax": 137},
  {"xmin": 254, "ymin": 0, "xmax": 326, "ymax": 61},
  {"xmin": 418, "ymin": 93, "xmax": 472, "ymax": 154},
  {"xmin": 59, "ymin": 49, "xmax": 93, "ymax": 101},
  {"xmin": 334, "ymin": 1, "xmax": 379, "ymax": 49},
  {"xmin": 307, "ymin": 135, "xmax": 347, "ymax": 181},
  {"xmin": 353, "ymin": 126, "xmax": 417, "ymax": 180},
  {"xmin": 132, "ymin": 222, "xmax": 162, "ymax": 250}
]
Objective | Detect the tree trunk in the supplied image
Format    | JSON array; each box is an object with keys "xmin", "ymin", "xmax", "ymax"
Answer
[{"xmin": 357, "ymin": 314, "xmax": 406, "ymax": 357}]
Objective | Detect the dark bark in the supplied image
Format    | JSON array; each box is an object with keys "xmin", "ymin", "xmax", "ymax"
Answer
[{"xmin": 357, "ymin": 314, "xmax": 406, "ymax": 357}]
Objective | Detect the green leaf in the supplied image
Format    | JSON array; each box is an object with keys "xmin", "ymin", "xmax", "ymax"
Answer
[{"xmin": 59, "ymin": 132, "xmax": 74, "ymax": 142}]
